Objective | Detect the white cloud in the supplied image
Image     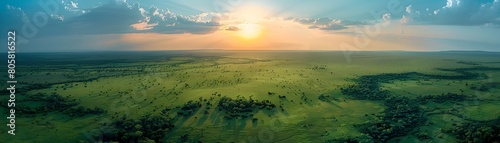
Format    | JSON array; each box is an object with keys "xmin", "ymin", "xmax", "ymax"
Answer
[
  {"xmin": 64, "ymin": 0, "xmax": 84, "ymax": 13},
  {"xmin": 444, "ymin": 0, "xmax": 461, "ymax": 8},
  {"xmin": 124, "ymin": 3, "xmax": 220, "ymax": 34},
  {"xmin": 406, "ymin": 5, "xmax": 412, "ymax": 13},
  {"xmin": 70, "ymin": 1, "xmax": 78, "ymax": 8},
  {"xmin": 400, "ymin": 15, "xmax": 409, "ymax": 24},
  {"xmin": 130, "ymin": 17, "xmax": 158, "ymax": 30},
  {"xmin": 382, "ymin": 13, "xmax": 391, "ymax": 25},
  {"xmin": 286, "ymin": 17, "xmax": 366, "ymax": 31},
  {"xmin": 410, "ymin": 0, "xmax": 500, "ymax": 26},
  {"xmin": 415, "ymin": 11, "xmax": 421, "ymax": 16},
  {"xmin": 6, "ymin": 5, "xmax": 14, "ymax": 10},
  {"xmin": 445, "ymin": 0, "xmax": 453, "ymax": 8},
  {"xmin": 399, "ymin": 15, "xmax": 410, "ymax": 34},
  {"xmin": 51, "ymin": 14, "xmax": 64, "ymax": 21},
  {"xmin": 4, "ymin": 5, "xmax": 25, "ymax": 17}
]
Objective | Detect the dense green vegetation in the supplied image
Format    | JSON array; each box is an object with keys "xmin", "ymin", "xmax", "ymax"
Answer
[
  {"xmin": 1, "ymin": 51, "xmax": 499, "ymax": 142},
  {"xmin": 217, "ymin": 96, "xmax": 276, "ymax": 119},
  {"xmin": 470, "ymin": 82, "xmax": 500, "ymax": 91},
  {"xmin": 2, "ymin": 93, "xmax": 105, "ymax": 117},
  {"xmin": 338, "ymin": 64, "xmax": 500, "ymax": 142},
  {"xmin": 97, "ymin": 115, "xmax": 175, "ymax": 143},
  {"xmin": 443, "ymin": 117, "xmax": 500, "ymax": 143}
]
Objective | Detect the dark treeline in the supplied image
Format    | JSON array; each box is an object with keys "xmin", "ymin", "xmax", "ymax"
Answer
[
  {"xmin": 1, "ymin": 93, "xmax": 105, "ymax": 117},
  {"xmin": 0, "ymin": 84, "xmax": 50, "ymax": 95},
  {"xmin": 341, "ymin": 66, "xmax": 500, "ymax": 101},
  {"xmin": 0, "ymin": 76, "xmax": 100, "ymax": 95},
  {"xmin": 63, "ymin": 106, "xmax": 106, "ymax": 117},
  {"xmin": 417, "ymin": 93, "xmax": 468, "ymax": 103},
  {"xmin": 470, "ymin": 82, "xmax": 500, "ymax": 91}
]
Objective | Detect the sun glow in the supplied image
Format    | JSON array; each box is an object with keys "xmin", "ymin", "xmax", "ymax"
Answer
[
  {"xmin": 229, "ymin": 5, "xmax": 270, "ymax": 40},
  {"xmin": 238, "ymin": 23, "xmax": 262, "ymax": 39}
]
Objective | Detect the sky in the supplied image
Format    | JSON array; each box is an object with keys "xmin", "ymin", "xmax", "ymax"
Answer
[{"xmin": 1, "ymin": 0, "xmax": 500, "ymax": 52}]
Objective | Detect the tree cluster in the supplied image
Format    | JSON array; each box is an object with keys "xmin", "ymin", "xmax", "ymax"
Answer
[
  {"xmin": 63, "ymin": 106, "xmax": 106, "ymax": 117},
  {"xmin": 4, "ymin": 93, "xmax": 79, "ymax": 115},
  {"xmin": 357, "ymin": 96, "xmax": 423, "ymax": 142},
  {"xmin": 337, "ymin": 65, "xmax": 500, "ymax": 142},
  {"xmin": 340, "ymin": 83, "xmax": 389, "ymax": 100},
  {"xmin": 217, "ymin": 96, "xmax": 276, "ymax": 119},
  {"xmin": 1, "ymin": 93, "xmax": 106, "ymax": 118},
  {"xmin": 175, "ymin": 100, "xmax": 202, "ymax": 117},
  {"xmin": 417, "ymin": 93, "xmax": 467, "ymax": 103},
  {"xmin": 470, "ymin": 82, "xmax": 500, "ymax": 91},
  {"xmin": 443, "ymin": 117, "xmax": 500, "ymax": 143},
  {"xmin": 98, "ymin": 114, "xmax": 175, "ymax": 143},
  {"xmin": 318, "ymin": 94, "xmax": 340, "ymax": 102}
]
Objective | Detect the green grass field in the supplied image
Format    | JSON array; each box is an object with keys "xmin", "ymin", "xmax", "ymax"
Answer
[{"xmin": 1, "ymin": 51, "xmax": 499, "ymax": 143}]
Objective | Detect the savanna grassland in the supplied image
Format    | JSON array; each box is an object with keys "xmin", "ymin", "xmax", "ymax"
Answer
[{"xmin": 1, "ymin": 51, "xmax": 499, "ymax": 143}]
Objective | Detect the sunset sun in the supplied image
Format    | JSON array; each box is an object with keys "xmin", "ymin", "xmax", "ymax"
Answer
[
  {"xmin": 229, "ymin": 5, "xmax": 269, "ymax": 40},
  {"xmin": 238, "ymin": 23, "xmax": 262, "ymax": 39}
]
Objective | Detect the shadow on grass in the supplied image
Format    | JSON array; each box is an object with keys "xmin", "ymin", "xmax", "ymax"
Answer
[
  {"xmin": 209, "ymin": 110, "xmax": 224, "ymax": 126},
  {"xmin": 197, "ymin": 114, "xmax": 208, "ymax": 126},
  {"xmin": 323, "ymin": 101, "xmax": 343, "ymax": 109}
]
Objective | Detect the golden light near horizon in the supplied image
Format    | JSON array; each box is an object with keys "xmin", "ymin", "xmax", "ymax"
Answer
[
  {"xmin": 238, "ymin": 23, "xmax": 262, "ymax": 39},
  {"xmin": 230, "ymin": 4, "xmax": 269, "ymax": 40}
]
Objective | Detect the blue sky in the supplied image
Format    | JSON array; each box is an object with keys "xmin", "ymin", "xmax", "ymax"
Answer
[{"xmin": 1, "ymin": 0, "xmax": 500, "ymax": 52}]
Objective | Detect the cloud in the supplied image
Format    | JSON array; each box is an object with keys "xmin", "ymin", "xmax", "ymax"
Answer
[
  {"xmin": 444, "ymin": 0, "xmax": 461, "ymax": 8},
  {"xmin": 445, "ymin": 0, "xmax": 453, "ymax": 8},
  {"xmin": 44, "ymin": 1, "xmax": 143, "ymax": 35},
  {"xmin": 50, "ymin": 14, "xmax": 65, "ymax": 21},
  {"xmin": 225, "ymin": 26, "xmax": 240, "ymax": 31},
  {"xmin": 70, "ymin": 1, "xmax": 78, "ymax": 9},
  {"xmin": 127, "ymin": 4, "xmax": 220, "ymax": 34},
  {"xmin": 406, "ymin": 0, "xmax": 500, "ymax": 26},
  {"xmin": 406, "ymin": 5, "xmax": 412, "ymax": 13},
  {"xmin": 0, "ymin": 4, "xmax": 66, "ymax": 37},
  {"xmin": 399, "ymin": 15, "xmax": 410, "ymax": 34},
  {"xmin": 434, "ymin": 10, "xmax": 440, "ymax": 15},
  {"xmin": 382, "ymin": 13, "xmax": 391, "ymax": 25},
  {"xmin": 400, "ymin": 15, "xmax": 409, "ymax": 24},
  {"xmin": 63, "ymin": 0, "xmax": 85, "ymax": 13},
  {"xmin": 37, "ymin": 1, "xmax": 220, "ymax": 35},
  {"xmin": 287, "ymin": 17, "xmax": 366, "ymax": 31},
  {"xmin": 130, "ymin": 17, "xmax": 158, "ymax": 30}
]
